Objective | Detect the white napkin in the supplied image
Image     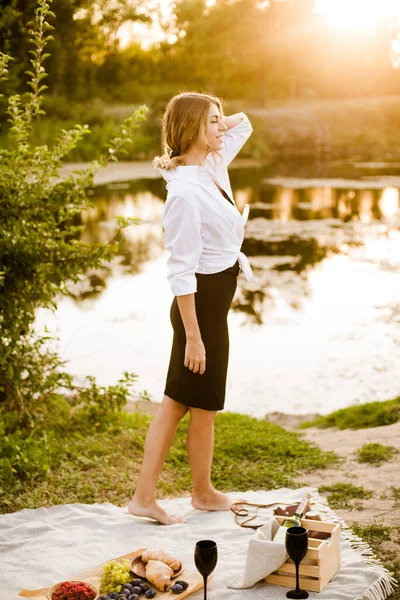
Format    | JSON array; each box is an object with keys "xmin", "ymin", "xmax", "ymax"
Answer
[{"xmin": 227, "ymin": 517, "xmax": 288, "ymax": 589}]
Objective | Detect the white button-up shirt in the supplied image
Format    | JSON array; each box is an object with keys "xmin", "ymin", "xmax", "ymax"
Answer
[{"xmin": 160, "ymin": 112, "xmax": 256, "ymax": 296}]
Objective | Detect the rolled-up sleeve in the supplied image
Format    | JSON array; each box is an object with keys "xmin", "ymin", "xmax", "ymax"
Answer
[
  {"xmin": 222, "ymin": 112, "xmax": 253, "ymax": 166},
  {"xmin": 162, "ymin": 195, "xmax": 202, "ymax": 296}
]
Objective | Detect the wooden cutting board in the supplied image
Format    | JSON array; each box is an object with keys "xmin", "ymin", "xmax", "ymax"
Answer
[{"xmin": 19, "ymin": 549, "xmax": 205, "ymax": 600}]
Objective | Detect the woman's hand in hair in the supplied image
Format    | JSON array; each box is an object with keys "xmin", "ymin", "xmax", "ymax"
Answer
[
  {"xmin": 184, "ymin": 336, "xmax": 206, "ymax": 375},
  {"xmin": 221, "ymin": 114, "xmax": 244, "ymax": 131}
]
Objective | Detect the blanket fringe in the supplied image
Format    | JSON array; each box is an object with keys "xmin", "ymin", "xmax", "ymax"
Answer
[
  {"xmin": 314, "ymin": 495, "xmax": 398, "ymax": 600},
  {"xmin": 341, "ymin": 527, "xmax": 397, "ymax": 600}
]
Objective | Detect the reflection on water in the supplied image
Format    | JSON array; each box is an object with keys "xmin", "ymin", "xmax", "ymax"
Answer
[
  {"xmin": 257, "ymin": 183, "xmax": 399, "ymax": 222},
  {"xmin": 38, "ymin": 165, "xmax": 400, "ymax": 416}
]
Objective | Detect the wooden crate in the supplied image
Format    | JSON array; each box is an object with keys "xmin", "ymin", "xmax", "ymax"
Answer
[{"xmin": 264, "ymin": 517, "xmax": 341, "ymax": 593}]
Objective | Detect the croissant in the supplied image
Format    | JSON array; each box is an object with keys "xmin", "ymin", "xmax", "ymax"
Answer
[
  {"xmin": 142, "ymin": 548, "xmax": 181, "ymax": 571},
  {"xmin": 145, "ymin": 559, "xmax": 173, "ymax": 591}
]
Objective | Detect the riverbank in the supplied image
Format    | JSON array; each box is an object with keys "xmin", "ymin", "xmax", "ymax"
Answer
[
  {"xmin": 129, "ymin": 399, "xmax": 400, "ymax": 533},
  {"xmin": 2, "ymin": 397, "xmax": 398, "ymax": 591},
  {"xmin": 128, "ymin": 400, "xmax": 400, "ymax": 591},
  {"xmin": 59, "ymin": 158, "xmax": 261, "ymax": 185},
  {"xmin": 8, "ymin": 94, "xmax": 400, "ymax": 165},
  {"xmin": 299, "ymin": 418, "xmax": 400, "ymax": 593},
  {"xmin": 246, "ymin": 95, "xmax": 400, "ymax": 163},
  {"xmin": 0, "ymin": 410, "xmax": 336, "ymax": 514}
]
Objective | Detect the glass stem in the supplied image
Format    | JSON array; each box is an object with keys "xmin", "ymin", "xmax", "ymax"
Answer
[
  {"xmin": 203, "ymin": 575, "xmax": 208, "ymax": 600},
  {"xmin": 295, "ymin": 561, "xmax": 300, "ymax": 592}
]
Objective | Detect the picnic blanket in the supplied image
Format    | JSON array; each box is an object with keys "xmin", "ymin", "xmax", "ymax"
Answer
[{"xmin": 0, "ymin": 487, "xmax": 396, "ymax": 600}]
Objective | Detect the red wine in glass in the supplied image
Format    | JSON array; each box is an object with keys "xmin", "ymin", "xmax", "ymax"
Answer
[
  {"xmin": 285, "ymin": 526, "xmax": 309, "ymax": 599},
  {"xmin": 194, "ymin": 540, "xmax": 218, "ymax": 600}
]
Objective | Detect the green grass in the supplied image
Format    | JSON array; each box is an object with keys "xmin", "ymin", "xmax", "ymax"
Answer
[
  {"xmin": 0, "ymin": 411, "xmax": 337, "ymax": 514},
  {"xmin": 300, "ymin": 397, "xmax": 400, "ymax": 430},
  {"xmin": 357, "ymin": 443, "xmax": 398, "ymax": 465},
  {"xmin": 352, "ymin": 522, "xmax": 394, "ymax": 545},
  {"xmin": 392, "ymin": 487, "xmax": 400, "ymax": 505},
  {"xmin": 318, "ymin": 483, "xmax": 373, "ymax": 509},
  {"xmin": 351, "ymin": 522, "xmax": 400, "ymax": 597},
  {"xmin": 247, "ymin": 95, "xmax": 400, "ymax": 163}
]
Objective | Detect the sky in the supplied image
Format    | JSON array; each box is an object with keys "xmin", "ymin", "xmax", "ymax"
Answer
[
  {"xmin": 117, "ymin": 0, "xmax": 400, "ymax": 49},
  {"xmin": 314, "ymin": 0, "xmax": 400, "ymax": 31}
]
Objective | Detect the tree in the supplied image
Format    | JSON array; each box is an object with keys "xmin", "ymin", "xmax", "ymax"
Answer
[{"xmin": 0, "ymin": 0, "xmax": 152, "ymax": 99}]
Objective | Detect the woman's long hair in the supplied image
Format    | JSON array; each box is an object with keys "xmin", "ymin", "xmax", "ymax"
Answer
[{"xmin": 152, "ymin": 91, "xmax": 224, "ymax": 171}]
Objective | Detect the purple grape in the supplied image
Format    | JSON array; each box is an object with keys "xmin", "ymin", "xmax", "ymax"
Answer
[
  {"xmin": 175, "ymin": 581, "xmax": 189, "ymax": 590},
  {"xmin": 131, "ymin": 586, "xmax": 142, "ymax": 595}
]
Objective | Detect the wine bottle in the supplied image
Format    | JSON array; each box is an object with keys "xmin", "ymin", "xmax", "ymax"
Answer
[{"xmin": 273, "ymin": 493, "xmax": 311, "ymax": 544}]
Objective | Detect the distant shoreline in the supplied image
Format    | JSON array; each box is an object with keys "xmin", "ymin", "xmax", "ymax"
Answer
[{"xmin": 59, "ymin": 158, "xmax": 261, "ymax": 186}]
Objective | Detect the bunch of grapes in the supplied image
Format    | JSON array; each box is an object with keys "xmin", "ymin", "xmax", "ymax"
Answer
[{"xmin": 100, "ymin": 560, "xmax": 132, "ymax": 594}]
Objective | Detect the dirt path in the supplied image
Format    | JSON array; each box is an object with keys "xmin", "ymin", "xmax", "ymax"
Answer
[
  {"xmin": 266, "ymin": 413, "xmax": 400, "ymax": 578},
  {"xmin": 267, "ymin": 412, "xmax": 400, "ymax": 527},
  {"xmin": 297, "ymin": 420, "xmax": 400, "ymax": 527}
]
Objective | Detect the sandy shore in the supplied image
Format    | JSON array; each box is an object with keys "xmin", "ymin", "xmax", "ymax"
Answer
[
  {"xmin": 297, "ymin": 420, "xmax": 400, "ymax": 526},
  {"xmin": 272, "ymin": 413, "xmax": 400, "ymax": 570},
  {"xmin": 59, "ymin": 158, "xmax": 261, "ymax": 186}
]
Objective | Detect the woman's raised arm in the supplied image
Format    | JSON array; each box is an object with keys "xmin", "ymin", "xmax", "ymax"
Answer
[{"xmin": 221, "ymin": 112, "xmax": 253, "ymax": 166}]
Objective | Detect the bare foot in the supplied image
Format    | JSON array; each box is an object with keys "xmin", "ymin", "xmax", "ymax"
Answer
[
  {"xmin": 128, "ymin": 496, "xmax": 185, "ymax": 525},
  {"xmin": 191, "ymin": 489, "xmax": 238, "ymax": 511}
]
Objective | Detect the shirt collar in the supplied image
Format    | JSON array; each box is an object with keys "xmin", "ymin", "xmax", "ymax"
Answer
[{"xmin": 158, "ymin": 165, "xmax": 210, "ymax": 184}]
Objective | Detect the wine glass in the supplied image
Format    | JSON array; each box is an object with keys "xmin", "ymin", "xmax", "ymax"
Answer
[
  {"xmin": 194, "ymin": 540, "xmax": 218, "ymax": 600},
  {"xmin": 285, "ymin": 526, "xmax": 309, "ymax": 599}
]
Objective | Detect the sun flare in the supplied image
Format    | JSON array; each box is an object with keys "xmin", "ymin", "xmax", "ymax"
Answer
[
  {"xmin": 118, "ymin": 0, "xmax": 400, "ymax": 48},
  {"xmin": 314, "ymin": 0, "xmax": 400, "ymax": 32}
]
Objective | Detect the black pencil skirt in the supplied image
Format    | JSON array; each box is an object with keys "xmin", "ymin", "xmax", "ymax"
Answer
[{"xmin": 164, "ymin": 260, "xmax": 240, "ymax": 411}]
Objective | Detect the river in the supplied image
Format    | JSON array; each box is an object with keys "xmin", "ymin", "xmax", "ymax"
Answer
[{"xmin": 37, "ymin": 161, "xmax": 400, "ymax": 417}]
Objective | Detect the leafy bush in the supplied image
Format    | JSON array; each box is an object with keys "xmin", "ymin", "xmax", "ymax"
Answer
[
  {"xmin": 0, "ymin": 428, "xmax": 58, "ymax": 486},
  {"xmin": 0, "ymin": 0, "xmax": 147, "ymax": 445},
  {"xmin": 69, "ymin": 373, "xmax": 139, "ymax": 425}
]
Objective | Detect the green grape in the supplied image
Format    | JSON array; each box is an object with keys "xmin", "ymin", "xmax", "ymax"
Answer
[{"xmin": 99, "ymin": 559, "xmax": 132, "ymax": 594}]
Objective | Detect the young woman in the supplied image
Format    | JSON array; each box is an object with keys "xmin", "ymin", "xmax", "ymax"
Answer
[{"xmin": 128, "ymin": 91, "xmax": 255, "ymax": 525}]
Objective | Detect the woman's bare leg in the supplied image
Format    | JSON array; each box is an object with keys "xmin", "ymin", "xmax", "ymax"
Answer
[
  {"xmin": 187, "ymin": 407, "xmax": 234, "ymax": 510},
  {"xmin": 128, "ymin": 395, "xmax": 188, "ymax": 525}
]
